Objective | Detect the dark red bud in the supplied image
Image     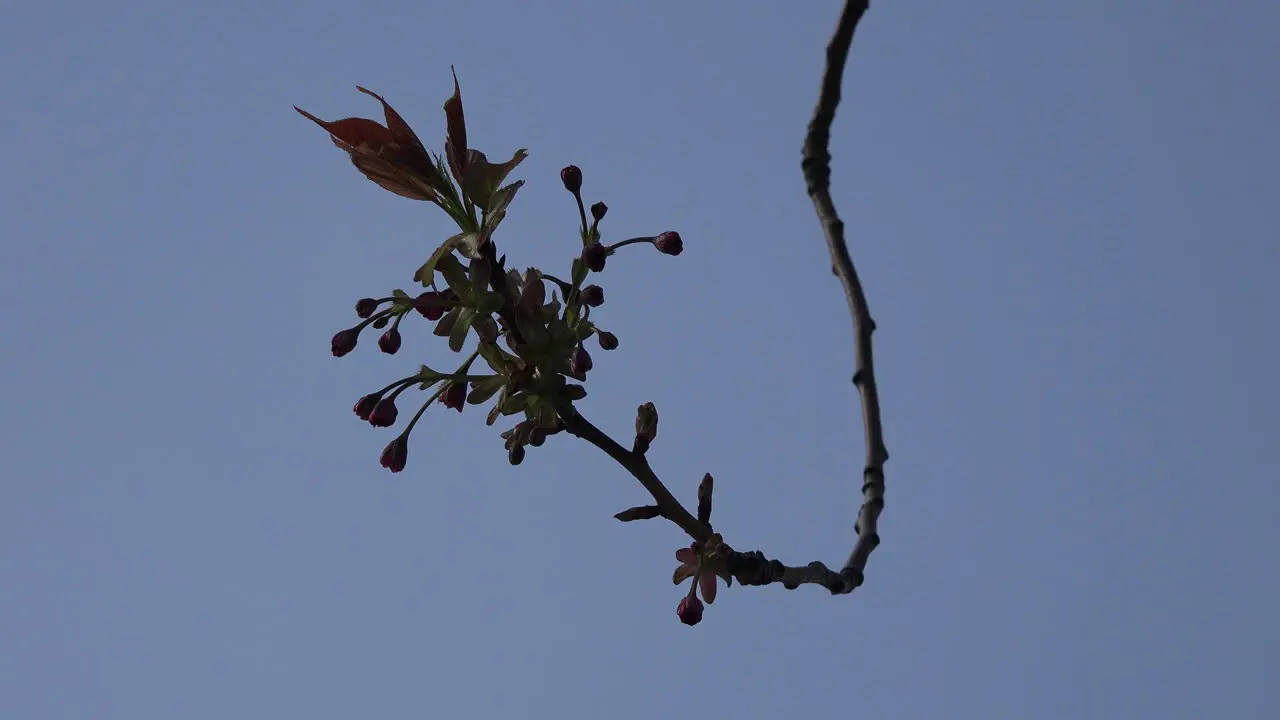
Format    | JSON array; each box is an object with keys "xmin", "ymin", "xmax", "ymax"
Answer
[
  {"xmin": 378, "ymin": 328, "xmax": 402, "ymax": 354},
  {"xmin": 560, "ymin": 165, "xmax": 583, "ymax": 194},
  {"xmin": 355, "ymin": 298, "xmax": 379, "ymax": 318},
  {"xmin": 571, "ymin": 345, "xmax": 593, "ymax": 376},
  {"xmin": 380, "ymin": 436, "xmax": 408, "ymax": 473},
  {"xmin": 372, "ymin": 316, "xmax": 390, "ymax": 329},
  {"xmin": 368, "ymin": 397, "xmax": 399, "ymax": 427},
  {"xmin": 354, "ymin": 393, "xmax": 383, "ymax": 421},
  {"xmin": 597, "ymin": 330, "xmax": 618, "ymax": 351},
  {"xmin": 508, "ymin": 443, "xmax": 526, "ymax": 465},
  {"xmin": 677, "ymin": 595, "xmax": 704, "ymax": 626},
  {"xmin": 580, "ymin": 285, "xmax": 604, "ymax": 307},
  {"xmin": 582, "ymin": 242, "xmax": 607, "ymax": 273},
  {"xmin": 655, "ymin": 231, "xmax": 683, "ymax": 256},
  {"xmin": 590, "ymin": 202, "xmax": 608, "ymax": 222},
  {"xmin": 331, "ymin": 328, "xmax": 359, "ymax": 357},
  {"xmin": 414, "ymin": 291, "xmax": 448, "ymax": 321},
  {"xmin": 442, "ymin": 382, "xmax": 466, "ymax": 413}
]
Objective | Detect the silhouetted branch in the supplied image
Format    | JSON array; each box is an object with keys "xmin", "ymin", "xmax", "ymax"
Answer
[
  {"xmin": 560, "ymin": 0, "xmax": 884, "ymax": 596},
  {"xmin": 800, "ymin": 0, "xmax": 886, "ymax": 592}
]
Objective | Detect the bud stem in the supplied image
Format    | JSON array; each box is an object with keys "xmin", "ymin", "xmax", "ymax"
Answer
[{"xmin": 605, "ymin": 236, "xmax": 657, "ymax": 253}]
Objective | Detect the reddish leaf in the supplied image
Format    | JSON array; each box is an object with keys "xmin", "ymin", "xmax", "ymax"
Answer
[
  {"xmin": 443, "ymin": 66, "xmax": 468, "ymax": 187},
  {"xmin": 675, "ymin": 547, "xmax": 696, "ymax": 564},
  {"xmin": 700, "ymin": 571, "xmax": 717, "ymax": 604},
  {"xmin": 348, "ymin": 154, "xmax": 435, "ymax": 201},
  {"xmin": 294, "ymin": 108, "xmax": 394, "ymax": 153},
  {"xmin": 356, "ymin": 86, "xmax": 427, "ymax": 154}
]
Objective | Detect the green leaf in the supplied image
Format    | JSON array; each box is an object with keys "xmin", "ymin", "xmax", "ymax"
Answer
[
  {"xmin": 500, "ymin": 392, "xmax": 526, "ymax": 416},
  {"xmin": 417, "ymin": 365, "xmax": 445, "ymax": 389},
  {"xmin": 467, "ymin": 375, "xmax": 507, "ymax": 405},
  {"xmin": 436, "ymin": 253, "xmax": 470, "ymax": 296},
  {"xmin": 478, "ymin": 180, "xmax": 524, "ymax": 242},
  {"xmin": 478, "ymin": 341, "xmax": 515, "ymax": 374},
  {"xmin": 415, "ymin": 232, "xmax": 480, "ymax": 287},
  {"xmin": 433, "ymin": 307, "xmax": 461, "ymax": 337},
  {"xmin": 469, "ymin": 257, "xmax": 491, "ymax": 295},
  {"xmin": 462, "ymin": 150, "xmax": 528, "ymax": 212},
  {"xmin": 475, "ymin": 291, "xmax": 505, "ymax": 315},
  {"xmin": 448, "ymin": 307, "xmax": 475, "ymax": 352},
  {"xmin": 391, "ymin": 288, "xmax": 414, "ymax": 308},
  {"xmin": 570, "ymin": 258, "xmax": 587, "ymax": 287}
]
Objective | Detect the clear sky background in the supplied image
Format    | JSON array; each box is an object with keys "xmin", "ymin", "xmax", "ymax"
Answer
[{"xmin": 3, "ymin": 1, "xmax": 1278, "ymax": 718}]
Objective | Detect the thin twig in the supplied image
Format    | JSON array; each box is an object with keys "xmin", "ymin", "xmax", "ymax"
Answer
[
  {"xmin": 800, "ymin": 0, "xmax": 886, "ymax": 592},
  {"xmin": 563, "ymin": 0, "xmax": 883, "ymax": 596}
]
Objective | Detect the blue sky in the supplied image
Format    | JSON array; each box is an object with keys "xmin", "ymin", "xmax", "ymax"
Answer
[{"xmin": 3, "ymin": 0, "xmax": 1278, "ymax": 717}]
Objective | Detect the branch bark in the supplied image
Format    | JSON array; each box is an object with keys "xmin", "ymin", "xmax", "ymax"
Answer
[{"xmin": 800, "ymin": 0, "xmax": 886, "ymax": 592}]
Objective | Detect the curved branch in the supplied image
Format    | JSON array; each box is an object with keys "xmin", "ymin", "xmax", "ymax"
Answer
[
  {"xmin": 801, "ymin": 0, "xmax": 886, "ymax": 592},
  {"xmin": 560, "ymin": 0, "xmax": 884, "ymax": 597}
]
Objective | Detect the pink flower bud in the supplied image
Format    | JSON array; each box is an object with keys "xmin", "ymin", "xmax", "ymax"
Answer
[
  {"xmin": 368, "ymin": 397, "xmax": 399, "ymax": 427},
  {"xmin": 353, "ymin": 393, "xmax": 382, "ymax": 421},
  {"xmin": 378, "ymin": 328, "xmax": 402, "ymax": 354},
  {"xmin": 582, "ymin": 242, "xmax": 607, "ymax": 273},
  {"xmin": 442, "ymin": 382, "xmax": 466, "ymax": 413},
  {"xmin": 380, "ymin": 436, "xmax": 408, "ymax": 473},
  {"xmin": 590, "ymin": 202, "xmax": 608, "ymax": 222},
  {"xmin": 331, "ymin": 328, "xmax": 359, "ymax": 357},
  {"xmin": 355, "ymin": 298, "xmax": 379, "ymax": 318},
  {"xmin": 580, "ymin": 285, "xmax": 604, "ymax": 307},
  {"xmin": 655, "ymin": 231, "xmax": 683, "ymax": 256},
  {"xmin": 570, "ymin": 345, "xmax": 593, "ymax": 376},
  {"xmin": 560, "ymin": 165, "xmax": 583, "ymax": 194},
  {"xmin": 676, "ymin": 595, "xmax": 703, "ymax": 626}
]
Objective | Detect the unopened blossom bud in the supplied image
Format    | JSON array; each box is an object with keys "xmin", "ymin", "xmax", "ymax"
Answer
[
  {"xmin": 331, "ymin": 328, "xmax": 359, "ymax": 357},
  {"xmin": 414, "ymin": 291, "xmax": 448, "ymax": 321},
  {"xmin": 442, "ymin": 382, "xmax": 466, "ymax": 412},
  {"xmin": 655, "ymin": 231, "xmax": 683, "ymax": 256},
  {"xmin": 368, "ymin": 397, "xmax": 399, "ymax": 427},
  {"xmin": 590, "ymin": 202, "xmax": 608, "ymax": 222},
  {"xmin": 582, "ymin": 242, "xmax": 607, "ymax": 273},
  {"xmin": 372, "ymin": 316, "xmax": 390, "ymax": 329},
  {"xmin": 560, "ymin": 165, "xmax": 583, "ymax": 194},
  {"xmin": 353, "ymin": 392, "xmax": 382, "ymax": 421},
  {"xmin": 580, "ymin": 284, "xmax": 604, "ymax": 307},
  {"xmin": 677, "ymin": 595, "xmax": 704, "ymax": 626},
  {"xmin": 378, "ymin": 328, "xmax": 402, "ymax": 354},
  {"xmin": 571, "ymin": 345, "xmax": 593, "ymax": 376},
  {"xmin": 597, "ymin": 330, "xmax": 619, "ymax": 351},
  {"xmin": 355, "ymin": 298, "xmax": 379, "ymax": 318},
  {"xmin": 508, "ymin": 443, "xmax": 526, "ymax": 465},
  {"xmin": 380, "ymin": 436, "xmax": 408, "ymax": 473}
]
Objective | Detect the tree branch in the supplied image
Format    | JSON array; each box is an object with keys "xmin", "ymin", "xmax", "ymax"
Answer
[
  {"xmin": 558, "ymin": 0, "xmax": 884, "ymax": 598},
  {"xmin": 801, "ymin": 0, "xmax": 886, "ymax": 592}
]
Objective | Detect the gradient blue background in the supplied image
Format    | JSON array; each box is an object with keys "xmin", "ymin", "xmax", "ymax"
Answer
[{"xmin": 3, "ymin": 1, "xmax": 1278, "ymax": 717}]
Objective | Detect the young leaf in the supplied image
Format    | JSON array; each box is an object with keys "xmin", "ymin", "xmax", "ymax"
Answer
[
  {"xmin": 448, "ymin": 308, "xmax": 476, "ymax": 352},
  {"xmin": 478, "ymin": 341, "xmax": 515, "ymax": 374},
  {"xmin": 467, "ymin": 375, "xmax": 507, "ymax": 405},
  {"xmin": 444, "ymin": 67, "xmax": 468, "ymax": 187},
  {"xmin": 436, "ymin": 253, "xmax": 472, "ymax": 296},
  {"xmin": 416, "ymin": 233, "xmax": 479, "ymax": 288},
  {"xmin": 464, "ymin": 154, "xmax": 528, "ymax": 212},
  {"xmin": 469, "ymin": 257, "xmax": 491, "ymax": 295}
]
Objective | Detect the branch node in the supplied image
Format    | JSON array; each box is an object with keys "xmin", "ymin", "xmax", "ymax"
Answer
[
  {"xmin": 614, "ymin": 505, "xmax": 664, "ymax": 522},
  {"xmin": 633, "ymin": 401, "xmax": 658, "ymax": 454}
]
